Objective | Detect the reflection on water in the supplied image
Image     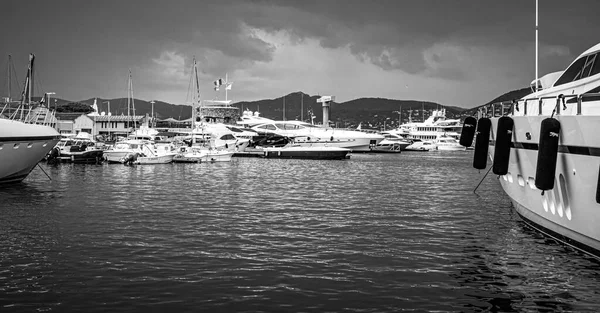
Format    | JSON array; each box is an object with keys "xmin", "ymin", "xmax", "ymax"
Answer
[{"xmin": 1, "ymin": 152, "xmax": 600, "ymax": 312}]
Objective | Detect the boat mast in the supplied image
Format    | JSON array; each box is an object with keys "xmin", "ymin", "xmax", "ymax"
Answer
[
  {"xmin": 29, "ymin": 54, "xmax": 33, "ymax": 105},
  {"xmin": 535, "ymin": 0, "xmax": 538, "ymax": 93},
  {"xmin": 193, "ymin": 57, "xmax": 201, "ymax": 129},
  {"xmin": 301, "ymin": 93, "xmax": 304, "ymax": 121},
  {"xmin": 283, "ymin": 95, "xmax": 286, "ymax": 121},
  {"xmin": 6, "ymin": 55, "xmax": 10, "ymax": 101}
]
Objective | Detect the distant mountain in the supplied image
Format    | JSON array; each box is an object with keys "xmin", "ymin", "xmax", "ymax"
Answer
[
  {"xmin": 462, "ymin": 87, "xmax": 532, "ymax": 116},
  {"xmin": 234, "ymin": 92, "xmax": 454, "ymax": 128},
  {"xmin": 39, "ymin": 88, "xmax": 532, "ymax": 128}
]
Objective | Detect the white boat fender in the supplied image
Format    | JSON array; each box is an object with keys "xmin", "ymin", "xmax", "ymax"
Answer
[
  {"xmin": 492, "ymin": 116, "xmax": 514, "ymax": 175},
  {"xmin": 535, "ymin": 118, "xmax": 560, "ymax": 192},
  {"xmin": 459, "ymin": 116, "xmax": 477, "ymax": 147},
  {"xmin": 473, "ymin": 118, "xmax": 491, "ymax": 170}
]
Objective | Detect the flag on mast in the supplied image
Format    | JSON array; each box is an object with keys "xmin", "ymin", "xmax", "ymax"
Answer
[
  {"xmin": 214, "ymin": 78, "xmax": 224, "ymax": 91},
  {"xmin": 225, "ymin": 82, "xmax": 233, "ymax": 90}
]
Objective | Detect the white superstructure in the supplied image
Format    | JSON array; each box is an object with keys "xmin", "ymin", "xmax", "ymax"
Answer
[{"xmin": 389, "ymin": 109, "xmax": 462, "ymax": 141}]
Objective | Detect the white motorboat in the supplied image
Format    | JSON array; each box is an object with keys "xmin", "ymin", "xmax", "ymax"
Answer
[
  {"xmin": 404, "ymin": 140, "xmax": 437, "ymax": 151},
  {"xmin": 246, "ymin": 112, "xmax": 384, "ymax": 152},
  {"xmin": 372, "ymin": 131, "xmax": 411, "ymax": 153},
  {"xmin": 104, "ymin": 139, "xmax": 176, "ymax": 164},
  {"xmin": 435, "ymin": 135, "xmax": 466, "ymax": 151},
  {"xmin": 173, "ymin": 146, "xmax": 234, "ymax": 163},
  {"xmin": 262, "ymin": 145, "xmax": 351, "ymax": 160},
  {"xmin": 476, "ymin": 41, "xmax": 600, "ymax": 257},
  {"xmin": 48, "ymin": 132, "xmax": 105, "ymax": 163}
]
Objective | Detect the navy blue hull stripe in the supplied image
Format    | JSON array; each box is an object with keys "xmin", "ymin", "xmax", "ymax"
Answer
[
  {"xmin": 489, "ymin": 141, "xmax": 600, "ymax": 156},
  {"xmin": 0, "ymin": 135, "xmax": 60, "ymax": 142}
]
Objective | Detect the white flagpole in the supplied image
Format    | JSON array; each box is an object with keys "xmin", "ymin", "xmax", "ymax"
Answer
[{"xmin": 225, "ymin": 73, "xmax": 228, "ymax": 101}]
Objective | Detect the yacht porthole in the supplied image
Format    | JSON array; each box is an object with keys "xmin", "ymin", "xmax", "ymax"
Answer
[
  {"xmin": 502, "ymin": 175, "xmax": 508, "ymax": 181},
  {"xmin": 13, "ymin": 143, "xmax": 20, "ymax": 149},
  {"xmin": 27, "ymin": 143, "xmax": 33, "ymax": 148},
  {"xmin": 542, "ymin": 194, "xmax": 548, "ymax": 212},
  {"xmin": 528, "ymin": 177, "xmax": 537, "ymax": 189},
  {"xmin": 507, "ymin": 172, "xmax": 513, "ymax": 183},
  {"xmin": 0, "ymin": 143, "xmax": 3, "ymax": 150},
  {"xmin": 555, "ymin": 188, "xmax": 564, "ymax": 218},
  {"xmin": 517, "ymin": 175, "xmax": 525, "ymax": 187},
  {"xmin": 559, "ymin": 174, "xmax": 571, "ymax": 220},
  {"xmin": 548, "ymin": 189, "xmax": 556, "ymax": 215},
  {"xmin": 43, "ymin": 142, "xmax": 48, "ymax": 147}
]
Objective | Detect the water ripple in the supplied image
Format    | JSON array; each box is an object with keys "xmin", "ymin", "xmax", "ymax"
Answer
[{"xmin": 1, "ymin": 153, "xmax": 600, "ymax": 312}]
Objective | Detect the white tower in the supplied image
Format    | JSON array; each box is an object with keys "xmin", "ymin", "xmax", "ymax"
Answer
[{"xmin": 317, "ymin": 95, "xmax": 335, "ymax": 128}]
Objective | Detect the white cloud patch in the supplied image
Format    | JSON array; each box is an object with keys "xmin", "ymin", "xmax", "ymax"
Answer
[{"xmin": 151, "ymin": 51, "xmax": 188, "ymax": 82}]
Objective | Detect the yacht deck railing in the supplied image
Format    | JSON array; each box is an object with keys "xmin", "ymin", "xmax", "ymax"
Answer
[{"xmin": 479, "ymin": 92, "xmax": 600, "ymax": 118}]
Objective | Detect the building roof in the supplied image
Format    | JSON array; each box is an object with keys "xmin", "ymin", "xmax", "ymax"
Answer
[
  {"xmin": 89, "ymin": 115, "xmax": 145, "ymax": 122},
  {"xmin": 55, "ymin": 112, "xmax": 86, "ymax": 121}
]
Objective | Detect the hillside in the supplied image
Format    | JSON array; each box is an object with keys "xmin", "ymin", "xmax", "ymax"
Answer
[
  {"xmin": 234, "ymin": 92, "xmax": 454, "ymax": 128},
  {"xmin": 38, "ymin": 87, "xmax": 532, "ymax": 129},
  {"xmin": 462, "ymin": 87, "xmax": 532, "ymax": 116}
]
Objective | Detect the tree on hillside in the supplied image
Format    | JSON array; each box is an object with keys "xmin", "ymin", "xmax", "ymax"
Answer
[{"xmin": 56, "ymin": 102, "xmax": 93, "ymax": 113}]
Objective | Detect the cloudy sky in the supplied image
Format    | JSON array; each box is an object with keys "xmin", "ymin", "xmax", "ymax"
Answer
[{"xmin": 2, "ymin": 0, "xmax": 599, "ymax": 108}]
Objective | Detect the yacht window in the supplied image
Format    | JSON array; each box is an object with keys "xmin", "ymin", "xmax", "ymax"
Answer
[
  {"xmin": 590, "ymin": 53, "xmax": 600, "ymax": 77},
  {"xmin": 284, "ymin": 124, "xmax": 303, "ymax": 130},
  {"xmin": 274, "ymin": 123, "xmax": 287, "ymax": 129},
  {"xmin": 220, "ymin": 134, "xmax": 236, "ymax": 140},
  {"xmin": 257, "ymin": 124, "xmax": 277, "ymax": 131},
  {"xmin": 554, "ymin": 56, "xmax": 589, "ymax": 86},
  {"xmin": 225, "ymin": 126, "xmax": 243, "ymax": 133},
  {"xmin": 582, "ymin": 54, "xmax": 597, "ymax": 78}
]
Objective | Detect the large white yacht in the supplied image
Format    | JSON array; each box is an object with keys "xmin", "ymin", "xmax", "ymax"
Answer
[
  {"xmin": 0, "ymin": 54, "xmax": 60, "ymax": 183},
  {"xmin": 0, "ymin": 119, "xmax": 60, "ymax": 183},
  {"xmin": 388, "ymin": 108, "xmax": 463, "ymax": 141},
  {"xmin": 241, "ymin": 110, "xmax": 384, "ymax": 152},
  {"xmin": 480, "ymin": 42, "xmax": 600, "ymax": 257}
]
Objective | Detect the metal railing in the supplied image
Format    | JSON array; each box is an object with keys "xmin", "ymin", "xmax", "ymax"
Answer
[{"xmin": 477, "ymin": 92, "xmax": 600, "ymax": 118}]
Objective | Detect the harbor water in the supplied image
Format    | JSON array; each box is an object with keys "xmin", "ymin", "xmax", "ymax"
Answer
[{"xmin": 1, "ymin": 152, "xmax": 600, "ymax": 312}]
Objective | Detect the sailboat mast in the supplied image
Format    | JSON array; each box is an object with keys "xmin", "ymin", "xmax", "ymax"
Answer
[
  {"xmin": 7, "ymin": 55, "xmax": 10, "ymax": 101},
  {"xmin": 535, "ymin": 0, "xmax": 538, "ymax": 92},
  {"xmin": 29, "ymin": 54, "xmax": 33, "ymax": 105},
  {"xmin": 301, "ymin": 93, "xmax": 304, "ymax": 121},
  {"xmin": 225, "ymin": 73, "xmax": 228, "ymax": 102},
  {"xmin": 283, "ymin": 95, "xmax": 285, "ymax": 121},
  {"xmin": 193, "ymin": 57, "xmax": 200, "ymax": 129}
]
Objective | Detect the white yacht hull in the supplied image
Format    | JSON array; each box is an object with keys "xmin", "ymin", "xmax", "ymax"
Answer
[
  {"xmin": 437, "ymin": 145, "xmax": 467, "ymax": 151},
  {"xmin": 174, "ymin": 150, "xmax": 234, "ymax": 163},
  {"xmin": 104, "ymin": 151, "xmax": 133, "ymax": 163},
  {"xmin": 292, "ymin": 137, "xmax": 378, "ymax": 152},
  {"xmin": 0, "ymin": 119, "xmax": 60, "ymax": 184},
  {"xmin": 133, "ymin": 154, "xmax": 175, "ymax": 164},
  {"xmin": 490, "ymin": 115, "xmax": 600, "ymax": 255}
]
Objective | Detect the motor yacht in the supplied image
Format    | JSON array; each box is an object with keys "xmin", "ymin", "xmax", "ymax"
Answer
[
  {"xmin": 389, "ymin": 109, "xmax": 462, "ymax": 142},
  {"xmin": 476, "ymin": 42, "xmax": 600, "ymax": 257},
  {"xmin": 244, "ymin": 111, "xmax": 383, "ymax": 152}
]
